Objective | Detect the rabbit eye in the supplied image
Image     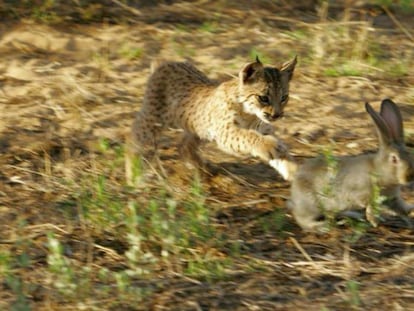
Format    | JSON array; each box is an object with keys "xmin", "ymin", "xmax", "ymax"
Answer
[{"xmin": 258, "ymin": 95, "xmax": 270, "ymax": 105}]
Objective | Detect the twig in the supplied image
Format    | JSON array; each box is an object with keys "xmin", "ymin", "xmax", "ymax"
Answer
[
  {"xmin": 94, "ymin": 243, "xmax": 123, "ymax": 261},
  {"xmin": 0, "ymin": 224, "xmax": 69, "ymax": 244},
  {"xmin": 382, "ymin": 5, "xmax": 414, "ymax": 42},
  {"xmin": 289, "ymin": 237, "xmax": 315, "ymax": 264},
  {"xmin": 110, "ymin": 0, "xmax": 142, "ymax": 16}
]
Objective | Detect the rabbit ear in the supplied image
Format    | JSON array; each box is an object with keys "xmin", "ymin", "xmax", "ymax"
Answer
[
  {"xmin": 380, "ymin": 99, "xmax": 404, "ymax": 144},
  {"xmin": 365, "ymin": 102, "xmax": 393, "ymax": 147}
]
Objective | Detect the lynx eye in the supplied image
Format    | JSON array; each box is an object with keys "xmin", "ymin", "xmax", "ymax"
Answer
[
  {"xmin": 258, "ymin": 95, "xmax": 270, "ymax": 105},
  {"xmin": 281, "ymin": 94, "xmax": 289, "ymax": 102}
]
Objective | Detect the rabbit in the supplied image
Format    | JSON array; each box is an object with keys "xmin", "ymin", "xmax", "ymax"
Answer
[{"xmin": 289, "ymin": 99, "xmax": 414, "ymax": 232}]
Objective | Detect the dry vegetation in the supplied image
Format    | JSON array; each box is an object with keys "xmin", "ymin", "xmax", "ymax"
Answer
[{"xmin": 1, "ymin": 0, "xmax": 414, "ymax": 310}]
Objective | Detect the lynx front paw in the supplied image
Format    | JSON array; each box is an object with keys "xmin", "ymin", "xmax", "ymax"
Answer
[{"xmin": 253, "ymin": 136, "xmax": 290, "ymax": 162}]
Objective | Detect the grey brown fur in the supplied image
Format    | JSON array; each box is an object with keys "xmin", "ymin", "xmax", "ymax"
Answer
[{"xmin": 289, "ymin": 99, "xmax": 414, "ymax": 231}]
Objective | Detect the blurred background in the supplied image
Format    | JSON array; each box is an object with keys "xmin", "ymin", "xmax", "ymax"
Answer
[{"xmin": 1, "ymin": 1, "xmax": 414, "ymax": 310}]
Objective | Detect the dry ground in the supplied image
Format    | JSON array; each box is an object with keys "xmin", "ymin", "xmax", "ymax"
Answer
[{"xmin": 1, "ymin": 1, "xmax": 414, "ymax": 310}]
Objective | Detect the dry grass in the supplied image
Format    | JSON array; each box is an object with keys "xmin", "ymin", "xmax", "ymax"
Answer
[{"xmin": 1, "ymin": 1, "xmax": 414, "ymax": 310}]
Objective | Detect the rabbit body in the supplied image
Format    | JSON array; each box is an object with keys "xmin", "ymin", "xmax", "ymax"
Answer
[{"xmin": 290, "ymin": 99, "xmax": 414, "ymax": 231}]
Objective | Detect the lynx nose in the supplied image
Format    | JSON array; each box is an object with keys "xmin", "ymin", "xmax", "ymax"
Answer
[
  {"xmin": 265, "ymin": 112, "xmax": 283, "ymax": 121},
  {"xmin": 273, "ymin": 111, "xmax": 284, "ymax": 119}
]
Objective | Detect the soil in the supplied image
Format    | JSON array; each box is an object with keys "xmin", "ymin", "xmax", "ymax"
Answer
[{"xmin": 1, "ymin": 1, "xmax": 414, "ymax": 310}]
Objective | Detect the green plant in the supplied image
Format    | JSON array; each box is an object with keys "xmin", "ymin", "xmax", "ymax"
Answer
[
  {"xmin": 249, "ymin": 48, "xmax": 271, "ymax": 64},
  {"xmin": 0, "ymin": 251, "xmax": 11, "ymax": 279},
  {"xmin": 31, "ymin": 0, "xmax": 61, "ymax": 24},
  {"xmin": 0, "ymin": 220, "xmax": 35, "ymax": 311},
  {"xmin": 77, "ymin": 174, "xmax": 125, "ymax": 235},
  {"xmin": 199, "ymin": 21, "xmax": 219, "ymax": 33},
  {"xmin": 7, "ymin": 276, "xmax": 31, "ymax": 311},
  {"xmin": 323, "ymin": 62, "xmax": 365, "ymax": 77},
  {"xmin": 173, "ymin": 41, "xmax": 196, "ymax": 58},
  {"xmin": 124, "ymin": 202, "xmax": 157, "ymax": 276},
  {"xmin": 258, "ymin": 209, "xmax": 290, "ymax": 235},
  {"xmin": 175, "ymin": 23, "xmax": 191, "ymax": 32},
  {"xmin": 346, "ymin": 280, "xmax": 362, "ymax": 309},
  {"xmin": 185, "ymin": 255, "xmax": 232, "ymax": 282},
  {"xmin": 283, "ymin": 29, "xmax": 308, "ymax": 40},
  {"xmin": 70, "ymin": 139, "xmax": 129, "ymax": 235},
  {"xmin": 1, "ymin": 250, "xmax": 31, "ymax": 311},
  {"xmin": 118, "ymin": 44, "xmax": 144, "ymax": 60},
  {"xmin": 368, "ymin": 174, "xmax": 386, "ymax": 222},
  {"xmin": 342, "ymin": 217, "xmax": 370, "ymax": 243},
  {"xmin": 316, "ymin": 146, "xmax": 340, "ymax": 230},
  {"xmin": 79, "ymin": 3, "xmax": 103, "ymax": 21},
  {"xmin": 47, "ymin": 233, "xmax": 77, "ymax": 297},
  {"xmin": 92, "ymin": 51, "xmax": 112, "ymax": 81}
]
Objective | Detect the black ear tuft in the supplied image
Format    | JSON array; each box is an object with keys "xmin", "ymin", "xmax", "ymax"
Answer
[{"xmin": 255, "ymin": 55, "xmax": 262, "ymax": 64}]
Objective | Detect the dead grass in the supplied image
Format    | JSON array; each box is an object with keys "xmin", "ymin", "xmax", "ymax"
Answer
[{"xmin": 1, "ymin": 1, "xmax": 414, "ymax": 310}]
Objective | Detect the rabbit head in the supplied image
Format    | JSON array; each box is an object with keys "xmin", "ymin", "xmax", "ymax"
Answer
[{"xmin": 367, "ymin": 99, "xmax": 414, "ymax": 186}]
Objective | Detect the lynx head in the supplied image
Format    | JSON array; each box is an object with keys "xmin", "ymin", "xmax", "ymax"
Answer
[{"xmin": 238, "ymin": 56, "xmax": 297, "ymax": 124}]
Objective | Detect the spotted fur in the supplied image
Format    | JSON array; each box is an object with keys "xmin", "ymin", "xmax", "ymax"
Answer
[{"xmin": 126, "ymin": 57, "xmax": 297, "ymax": 182}]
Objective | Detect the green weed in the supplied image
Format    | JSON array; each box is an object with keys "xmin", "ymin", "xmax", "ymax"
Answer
[
  {"xmin": 342, "ymin": 218, "xmax": 371, "ymax": 243},
  {"xmin": 174, "ymin": 43, "xmax": 196, "ymax": 58},
  {"xmin": 124, "ymin": 202, "xmax": 157, "ymax": 276},
  {"xmin": 76, "ymin": 174, "xmax": 125, "ymax": 235},
  {"xmin": 1, "ymin": 250, "xmax": 31, "ymax": 311},
  {"xmin": 249, "ymin": 48, "xmax": 271, "ymax": 64},
  {"xmin": 258, "ymin": 209, "xmax": 290, "ymax": 235},
  {"xmin": 79, "ymin": 3, "xmax": 103, "ymax": 21},
  {"xmin": 118, "ymin": 44, "xmax": 144, "ymax": 60},
  {"xmin": 175, "ymin": 23, "xmax": 191, "ymax": 32},
  {"xmin": 323, "ymin": 63, "xmax": 365, "ymax": 77},
  {"xmin": 316, "ymin": 146, "xmax": 340, "ymax": 230},
  {"xmin": 346, "ymin": 280, "xmax": 362, "ymax": 309},
  {"xmin": 283, "ymin": 29, "xmax": 308, "ymax": 40},
  {"xmin": 199, "ymin": 21, "xmax": 219, "ymax": 33},
  {"xmin": 185, "ymin": 256, "xmax": 232, "ymax": 282},
  {"xmin": 31, "ymin": 0, "xmax": 61, "ymax": 24},
  {"xmin": 47, "ymin": 233, "xmax": 77, "ymax": 297}
]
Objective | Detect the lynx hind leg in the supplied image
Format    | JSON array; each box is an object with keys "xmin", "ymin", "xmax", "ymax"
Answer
[
  {"xmin": 178, "ymin": 133, "xmax": 211, "ymax": 172},
  {"xmin": 125, "ymin": 111, "xmax": 161, "ymax": 185}
]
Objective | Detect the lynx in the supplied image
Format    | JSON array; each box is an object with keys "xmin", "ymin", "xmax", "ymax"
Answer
[{"xmin": 126, "ymin": 56, "xmax": 297, "ymax": 183}]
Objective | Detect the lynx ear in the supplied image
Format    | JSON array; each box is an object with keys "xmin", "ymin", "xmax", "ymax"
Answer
[
  {"xmin": 280, "ymin": 56, "xmax": 297, "ymax": 81},
  {"xmin": 240, "ymin": 57, "xmax": 263, "ymax": 84}
]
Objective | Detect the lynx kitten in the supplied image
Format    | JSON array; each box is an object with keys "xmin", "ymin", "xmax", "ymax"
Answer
[{"xmin": 127, "ymin": 56, "xmax": 297, "ymax": 182}]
